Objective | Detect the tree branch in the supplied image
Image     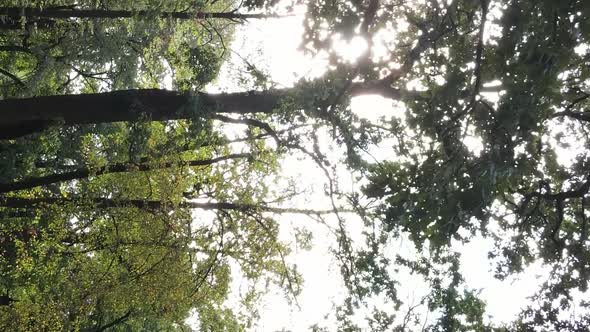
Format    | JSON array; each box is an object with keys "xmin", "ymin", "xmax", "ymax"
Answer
[
  {"xmin": 0, "ymin": 153, "xmax": 250, "ymax": 194},
  {"xmin": 0, "ymin": 67, "xmax": 25, "ymax": 87},
  {"xmin": 92, "ymin": 310, "xmax": 132, "ymax": 332},
  {"xmin": 0, "ymin": 196, "xmax": 344, "ymax": 215},
  {"xmin": 0, "ymin": 7, "xmax": 290, "ymax": 22}
]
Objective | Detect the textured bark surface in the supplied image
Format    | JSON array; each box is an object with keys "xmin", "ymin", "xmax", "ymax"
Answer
[
  {"xmin": 0, "ymin": 89, "xmax": 283, "ymax": 139},
  {"xmin": 0, "ymin": 7, "xmax": 279, "ymax": 21},
  {"xmin": 0, "ymin": 79, "xmax": 410, "ymax": 140}
]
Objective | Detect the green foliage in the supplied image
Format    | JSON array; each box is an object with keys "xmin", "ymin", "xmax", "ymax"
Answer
[
  {"xmin": 0, "ymin": 0, "xmax": 232, "ymax": 96},
  {"xmin": 0, "ymin": 115, "xmax": 297, "ymax": 330},
  {"xmin": 301, "ymin": 0, "xmax": 590, "ymax": 329},
  {"xmin": 2, "ymin": 0, "xmax": 590, "ymax": 330}
]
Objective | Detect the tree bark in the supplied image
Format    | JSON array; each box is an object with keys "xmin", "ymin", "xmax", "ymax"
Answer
[
  {"xmin": 0, "ymin": 80, "xmax": 413, "ymax": 140},
  {"xmin": 0, "ymin": 153, "xmax": 250, "ymax": 194},
  {"xmin": 0, "ymin": 196, "xmax": 339, "ymax": 215},
  {"xmin": 0, "ymin": 89, "xmax": 284, "ymax": 139},
  {"xmin": 0, "ymin": 7, "xmax": 284, "ymax": 23},
  {"xmin": 0, "ymin": 295, "xmax": 16, "ymax": 306}
]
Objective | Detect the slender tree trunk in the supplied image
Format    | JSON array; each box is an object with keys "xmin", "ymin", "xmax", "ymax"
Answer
[
  {"xmin": 0, "ymin": 153, "xmax": 250, "ymax": 194},
  {"xmin": 0, "ymin": 89, "xmax": 284, "ymax": 139},
  {"xmin": 0, "ymin": 7, "xmax": 285, "ymax": 23},
  {"xmin": 0, "ymin": 196, "xmax": 338, "ymax": 215},
  {"xmin": 0, "ymin": 196, "xmax": 252, "ymax": 211}
]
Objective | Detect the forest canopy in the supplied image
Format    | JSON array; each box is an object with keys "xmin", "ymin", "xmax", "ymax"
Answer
[{"xmin": 0, "ymin": 0, "xmax": 590, "ymax": 331}]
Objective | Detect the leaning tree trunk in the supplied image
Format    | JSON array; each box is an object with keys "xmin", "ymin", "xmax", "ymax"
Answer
[
  {"xmin": 0, "ymin": 79, "xmax": 409, "ymax": 140},
  {"xmin": 0, "ymin": 89, "xmax": 284, "ymax": 139},
  {"xmin": 0, "ymin": 196, "xmax": 336, "ymax": 215},
  {"xmin": 0, "ymin": 7, "xmax": 285, "ymax": 23}
]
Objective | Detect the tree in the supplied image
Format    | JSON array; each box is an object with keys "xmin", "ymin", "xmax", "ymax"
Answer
[
  {"xmin": 300, "ymin": 0, "xmax": 590, "ymax": 329},
  {"xmin": 0, "ymin": 89, "xmax": 283, "ymax": 139},
  {"xmin": 0, "ymin": 76, "xmax": 411, "ymax": 140},
  {"xmin": 2, "ymin": 0, "xmax": 590, "ymax": 330},
  {"xmin": 0, "ymin": 116, "xmax": 310, "ymax": 330},
  {"xmin": 0, "ymin": 1, "xmax": 309, "ymax": 329},
  {"xmin": 0, "ymin": 6, "xmax": 285, "ymax": 22}
]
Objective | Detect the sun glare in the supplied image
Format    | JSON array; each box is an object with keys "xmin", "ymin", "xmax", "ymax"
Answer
[{"xmin": 332, "ymin": 35, "xmax": 369, "ymax": 63}]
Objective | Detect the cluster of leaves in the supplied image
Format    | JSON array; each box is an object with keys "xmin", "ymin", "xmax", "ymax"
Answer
[
  {"xmin": 0, "ymin": 115, "xmax": 299, "ymax": 330},
  {"xmin": 0, "ymin": 0, "xmax": 234, "ymax": 96},
  {"xmin": 313, "ymin": 0, "xmax": 590, "ymax": 329}
]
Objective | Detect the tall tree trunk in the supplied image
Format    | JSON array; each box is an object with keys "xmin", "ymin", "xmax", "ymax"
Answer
[
  {"xmin": 0, "ymin": 80, "xmax": 410, "ymax": 140},
  {"xmin": 0, "ymin": 7, "xmax": 284, "ymax": 23},
  {"xmin": 0, "ymin": 153, "xmax": 250, "ymax": 194},
  {"xmin": 0, "ymin": 89, "xmax": 284, "ymax": 139},
  {"xmin": 0, "ymin": 196, "xmax": 338, "ymax": 215}
]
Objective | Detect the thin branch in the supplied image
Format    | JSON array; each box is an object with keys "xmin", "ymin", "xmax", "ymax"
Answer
[
  {"xmin": 285, "ymin": 141, "xmax": 358, "ymax": 290},
  {"xmin": 191, "ymin": 210, "xmax": 226, "ymax": 296},
  {"xmin": 527, "ymin": 175, "xmax": 590, "ymax": 201},
  {"xmin": 0, "ymin": 67, "xmax": 25, "ymax": 87},
  {"xmin": 93, "ymin": 310, "xmax": 132, "ymax": 332},
  {"xmin": 0, "ymin": 153, "xmax": 251, "ymax": 194},
  {"xmin": 243, "ymin": 210, "xmax": 301, "ymax": 309},
  {"xmin": 550, "ymin": 93, "xmax": 590, "ymax": 121},
  {"xmin": 449, "ymin": 0, "xmax": 488, "ymax": 124},
  {"xmin": 551, "ymin": 109, "xmax": 590, "ymax": 122},
  {"xmin": 210, "ymin": 114, "xmax": 280, "ymax": 145},
  {"xmin": 581, "ymin": 197, "xmax": 587, "ymax": 243}
]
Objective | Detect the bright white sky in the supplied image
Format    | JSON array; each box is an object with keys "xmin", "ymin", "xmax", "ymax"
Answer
[{"xmin": 192, "ymin": 6, "xmax": 565, "ymax": 331}]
